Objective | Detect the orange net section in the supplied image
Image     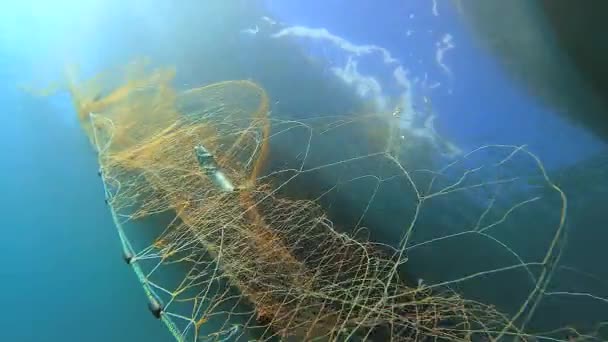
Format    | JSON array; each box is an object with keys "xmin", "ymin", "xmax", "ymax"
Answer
[{"xmin": 60, "ymin": 60, "xmax": 599, "ymax": 341}]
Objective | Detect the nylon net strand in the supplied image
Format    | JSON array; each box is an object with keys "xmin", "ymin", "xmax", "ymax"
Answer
[{"xmin": 61, "ymin": 60, "xmax": 601, "ymax": 342}]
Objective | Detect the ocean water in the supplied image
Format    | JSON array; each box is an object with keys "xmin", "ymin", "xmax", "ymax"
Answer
[{"xmin": 1, "ymin": 1, "xmax": 608, "ymax": 341}]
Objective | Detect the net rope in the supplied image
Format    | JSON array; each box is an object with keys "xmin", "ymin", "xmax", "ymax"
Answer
[{"xmin": 61, "ymin": 60, "xmax": 607, "ymax": 341}]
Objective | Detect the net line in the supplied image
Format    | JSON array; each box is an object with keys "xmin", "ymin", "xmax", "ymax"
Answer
[{"xmin": 57, "ymin": 61, "xmax": 607, "ymax": 341}]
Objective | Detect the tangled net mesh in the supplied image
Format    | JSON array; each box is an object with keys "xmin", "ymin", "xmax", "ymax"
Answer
[{"xmin": 62, "ymin": 60, "xmax": 602, "ymax": 341}]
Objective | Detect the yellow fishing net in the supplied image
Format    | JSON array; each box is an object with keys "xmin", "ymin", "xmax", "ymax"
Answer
[{"xmin": 61, "ymin": 59, "xmax": 593, "ymax": 341}]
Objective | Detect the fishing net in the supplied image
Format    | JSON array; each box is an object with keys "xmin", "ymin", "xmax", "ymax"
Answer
[{"xmin": 61, "ymin": 60, "xmax": 600, "ymax": 341}]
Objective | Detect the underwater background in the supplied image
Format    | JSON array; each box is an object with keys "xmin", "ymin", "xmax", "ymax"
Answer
[{"xmin": 1, "ymin": 1, "xmax": 608, "ymax": 341}]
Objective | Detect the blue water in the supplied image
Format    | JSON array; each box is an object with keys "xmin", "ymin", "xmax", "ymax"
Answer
[
  {"xmin": 1, "ymin": 87, "xmax": 171, "ymax": 340},
  {"xmin": 2, "ymin": 1, "xmax": 607, "ymax": 341}
]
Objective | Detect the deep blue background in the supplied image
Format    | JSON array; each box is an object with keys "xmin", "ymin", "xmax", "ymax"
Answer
[{"xmin": 264, "ymin": 0, "xmax": 606, "ymax": 169}]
